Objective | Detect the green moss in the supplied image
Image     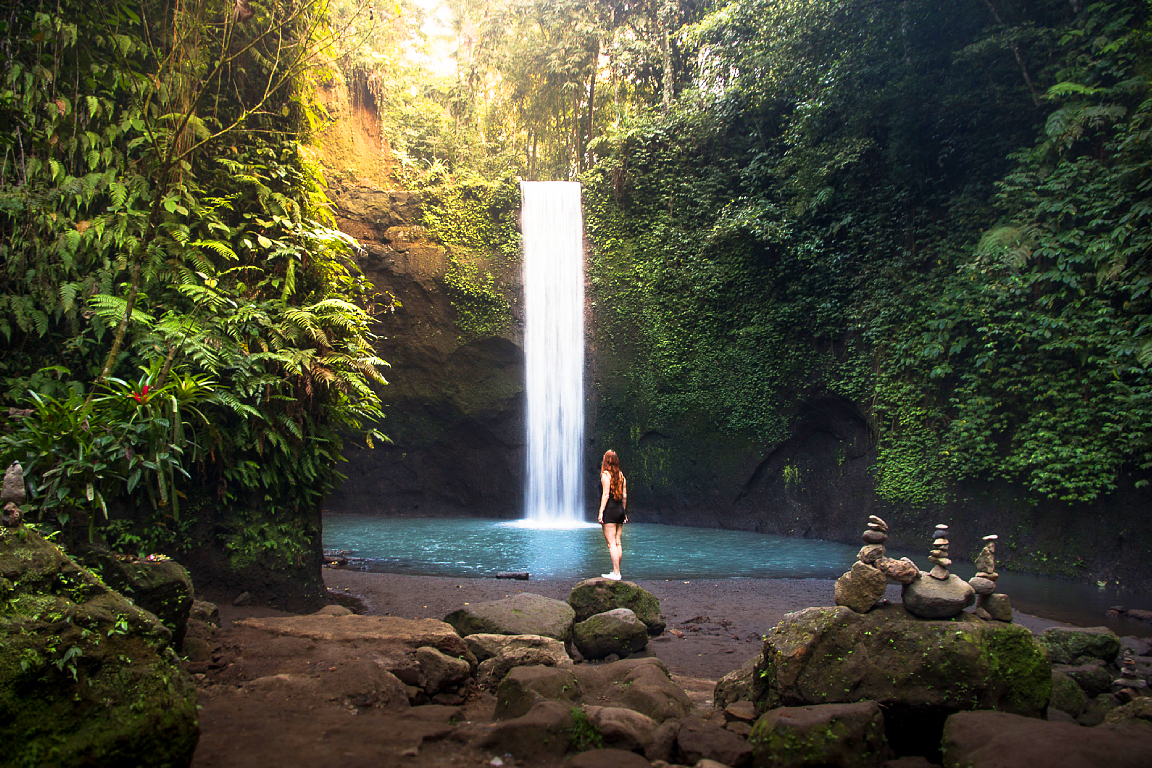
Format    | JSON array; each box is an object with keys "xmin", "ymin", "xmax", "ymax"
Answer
[{"xmin": 983, "ymin": 625, "xmax": 1052, "ymax": 714}]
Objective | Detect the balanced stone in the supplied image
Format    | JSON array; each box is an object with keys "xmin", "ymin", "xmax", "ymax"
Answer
[
  {"xmin": 862, "ymin": 530, "xmax": 888, "ymax": 545},
  {"xmin": 934, "ymin": 538, "xmax": 948, "ymax": 547},
  {"xmin": 903, "ymin": 572, "xmax": 975, "ymax": 619},
  {"xmin": 868, "ymin": 515, "xmax": 889, "ymax": 530},
  {"xmin": 0, "ymin": 462, "xmax": 24, "ymax": 505},
  {"xmin": 975, "ymin": 543, "xmax": 997, "ymax": 574},
  {"xmin": 858, "ymin": 544, "xmax": 885, "ymax": 564},
  {"xmin": 867, "ymin": 522, "xmax": 885, "ymax": 531},
  {"xmin": 969, "ymin": 576, "xmax": 996, "ymax": 595},
  {"xmin": 876, "ymin": 556, "xmax": 919, "ymax": 585},
  {"xmin": 930, "ymin": 549, "xmax": 948, "ymax": 558},
  {"xmin": 980, "ymin": 593, "xmax": 1013, "ymax": 622},
  {"xmin": 834, "ymin": 561, "xmax": 888, "ymax": 614},
  {"xmin": 929, "ymin": 564, "xmax": 951, "ymax": 581}
]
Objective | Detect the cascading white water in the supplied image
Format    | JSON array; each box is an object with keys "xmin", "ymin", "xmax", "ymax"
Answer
[{"xmin": 521, "ymin": 181, "xmax": 586, "ymax": 527}]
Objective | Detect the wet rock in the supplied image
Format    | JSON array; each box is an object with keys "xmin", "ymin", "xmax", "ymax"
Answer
[
  {"xmin": 858, "ymin": 544, "xmax": 885, "ymax": 564},
  {"xmin": 902, "ymin": 572, "xmax": 975, "ymax": 619},
  {"xmin": 465, "ymin": 632, "xmax": 569, "ymax": 663},
  {"xmin": 1050, "ymin": 671, "xmax": 1088, "ymax": 718},
  {"xmin": 481, "ymin": 700, "xmax": 575, "ymax": 759},
  {"xmin": 582, "ymin": 705, "xmax": 658, "ymax": 752},
  {"xmin": 714, "ymin": 655, "xmax": 759, "ymax": 709},
  {"xmin": 568, "ymin": 578, "xmax": 666, "ymax": 636},
  {"xmin": 752, "ymin": 605, "xmax": 1050, "ymax": 741},
  {"xmin": 835, "ymin": 561, "xmax": 889, "ymax": 614},
  {"xmin": 0, "ymin": 526, "xmax": 198, "ymax": 768},
  {"xmin": 1038, "ymin": 626, "xmax": 1121, "ymax": 665},
  {"xmin": 573, "ymin": 608, "xmax": 649, "ymax": 660},
  {"xmin": 862, "ymin": 530, "xmax": 888, "ymax": 545},
  {"xmin": 675, "ymin": 715, "xmax": 753, "ymax": 767},
  {"xmin": 749, "ymin": 701, "xmax": 888, "ymax": 768},
  {"xmin": 943, "ymin": 710, "xmax": 1152, "ymax": 767},
  {"xmin": 444, "ymin": 592, "xmax": 575, "ymax": 642}
]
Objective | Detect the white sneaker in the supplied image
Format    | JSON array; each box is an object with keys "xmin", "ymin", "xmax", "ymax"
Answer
[
  {"xmin": 603, "ymin": 572, "xmax": 621, "ymax": 581},
  {"xmin": 601, "ymin": 573, "xmax": 615, "ymax": 579}
]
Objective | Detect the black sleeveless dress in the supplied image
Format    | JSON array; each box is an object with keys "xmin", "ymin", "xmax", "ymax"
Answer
[{"xmin": 602, "ymin": 474, "xmax": 626, "ymax": 524}]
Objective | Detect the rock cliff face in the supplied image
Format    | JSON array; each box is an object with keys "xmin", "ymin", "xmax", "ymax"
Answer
[{"xmin": 326, "ymin": 181, "xmax": 526, "ymax": 518}]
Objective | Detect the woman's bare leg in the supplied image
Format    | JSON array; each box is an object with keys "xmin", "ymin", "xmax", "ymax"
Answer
[
  {"xmin": 612, "ymin": 523, "xmax": 624, "ymax": 577},
  {"xmin": 602, "ymin": 523, "xmax": 623, "ymax": 576}
]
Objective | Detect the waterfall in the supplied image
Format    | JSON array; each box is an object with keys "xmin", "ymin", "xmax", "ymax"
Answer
[{"xmin": 521, "ymin": 181, "xmax": 586, "ymax": 527}]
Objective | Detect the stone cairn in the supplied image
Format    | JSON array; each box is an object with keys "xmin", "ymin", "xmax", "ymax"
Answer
[
  {"xmin": 834, "ymin": 515, "xmax": 918, "ymax": 614},
  {"xmin": 1, "ymin": 461, "xmax": 24, "ymax": 527},
  {"xmin": 902, "ymin": 523, "xmax": 975, "ymax": 620},
  {"xmin": 969, "ymin": 534, "xmax": 1012, "ymax": 622}
]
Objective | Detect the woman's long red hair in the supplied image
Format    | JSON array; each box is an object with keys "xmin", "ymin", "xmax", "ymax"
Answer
[{"xmin": 601, "ymin": 450, "xmax": 624, "ymax": 501}]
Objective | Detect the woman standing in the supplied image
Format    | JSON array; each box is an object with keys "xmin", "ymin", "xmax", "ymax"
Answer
[{"xmin": 597, "ymin": 449, "xmax": 628, "ymax": 580}]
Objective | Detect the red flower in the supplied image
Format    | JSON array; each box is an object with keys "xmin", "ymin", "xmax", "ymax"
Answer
[{"xmin": 132, "ymin": 385, "xmax": 151, "ymax": 403}]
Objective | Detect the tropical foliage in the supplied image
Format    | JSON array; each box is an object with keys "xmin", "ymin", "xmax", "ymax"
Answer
[
  {"xmin": 0, "ymin": 0, "xmax": 387, "ymax": 564},
  {"xmin": 581, "ymin": 0, "xmax": 1152, "ymax": 505}
]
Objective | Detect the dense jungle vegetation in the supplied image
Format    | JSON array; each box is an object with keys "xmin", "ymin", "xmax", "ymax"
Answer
[
  {"xmin": 2, "ymin": 0, "xmax": 1150, "ymax": 586},
  {"xmin": 0, "ymin": 0, "xmax": 387, "ymax": 583},
  {"xmin": 395, "ymin": 0, "xmax": 1152, "ymax": 510}
]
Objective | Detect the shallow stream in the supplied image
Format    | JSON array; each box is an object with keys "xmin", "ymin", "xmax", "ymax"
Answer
[{"xmin": 323, "ymin": 514, "xmax": 1152, "ymax": 636}]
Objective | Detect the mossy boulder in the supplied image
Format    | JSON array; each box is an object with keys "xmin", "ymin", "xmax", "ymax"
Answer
[
  {"xmin": 1049, "ymin": 671, "xmax": 1088, "ymax": 718},
  {"xmin": 749, "ymin": 701, "xmax": 889, "ymax": 768},
  {"xmin": 74, "ymin": 545, "xmax": 195, "ymax": 648},
  {"xmin": 569, "ymin": 578, "xmax": 666, "ymax": 635},
  {"xmin": 1037, "ymin": 626, "xmax": 1121, "ymax": 665},
  {"xmin": 0, "ymin": 526, "xmax": 198, "ymax": 768},
  {"xmin": 573, "ymin": 608, "xmax": 649, "ymax": 660},
  {"xmin": 752, "ymin": 604, "xmax": 1050, "ymax": 754},
  {"xmin": 715, "ymin": 655, "xmax": 760, "ymax": 709},
  {"xmin": 445, "ymin": 592, "xmax": 575, "ymax": 641}
]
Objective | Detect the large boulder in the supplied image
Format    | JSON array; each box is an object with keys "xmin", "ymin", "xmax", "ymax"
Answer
[
  {"xmin": 481, "ymin": 700, "xmax": 576, "ymax": 760},
  {"xmin": 1049, "ymin": 671, "xmax": 1088, "ymax": 718},
  {"xmin": 444, "ymin": 592, "xmax": 575, "ymax": 641},
  {"xmin": 234, "ymin": 613, "xmax": 477, "ymax": 696},
  {"xmin": 569, "ymin": 578, "xmax": 666, "ymax": 635},
  {"xmin": 752, "ymin": 605, "xmax": 1050, "ymax": 755},
  {"xmin": 715, "ymin": 655, "xmax": 760, "ymax": 709},
  {"xmin": 1037, "ymin": 626, "xmax": 1121, "ymax": 665},
  {"xmin": 902, "ymin": 572, "xmax": 975, "ymax": 619},
  {"xmin": 942, "ymin": 710, "xmax": 1152, "ymax": 768},
  {"xmin": 749, "ymin": 701, "xmax": 889, "ymax": 768},
  {"xmin": 573, "ymin": 608, "xmax": 648, "ymax": 660},
  {"xmin": 675, "ymin": 715, "xmax": 755, "ymax": 767},
  {"xmin": 465, "ymin": 632, "xmax": 569, "ymax": 663},
  {"xmin": 581, "ymin": 705, "xmax": 659, "ymax": 753},
  {"xmin": 0, "ymin": 526, "xmax": 199, "ymax": 768},
  {"xmin": 494, "ymin": 657, "xmax": 692, "ymax": 723},
  {"xmin": 74, "ymin": 545, "xmax": 195, "ymax": 648},
  {"xmin": 1054, "ymin": 661, "xmax": 1113, "ymax": 698}
]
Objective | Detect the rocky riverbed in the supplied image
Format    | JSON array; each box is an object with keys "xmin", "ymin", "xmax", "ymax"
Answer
[{"xmin": 183, "ymin": 569, "xmax": 1152, "ymax": 768}]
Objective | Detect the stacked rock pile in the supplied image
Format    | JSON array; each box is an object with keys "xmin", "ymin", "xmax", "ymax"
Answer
[
  {"xmin": 1041, "ymin": 626, "xmax": 1152, "ymax": 725},
  {"xmin": 927, "ymin": 523, "xmax": 952, "ymax": 580},
  {"xmin": 902, "ymin": 524, "xmax": 975, "ymax": 620},
  {"xmin": 834, "ymin": 515, "xmax": 919, "ymax": 614},
  {"xmin": 969, "ymin": 535, "xmax": 1012, "ymax": 622},
  {"xmin": 1, "ymin": 461, "xmax": 24, "ymax": 526}
]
